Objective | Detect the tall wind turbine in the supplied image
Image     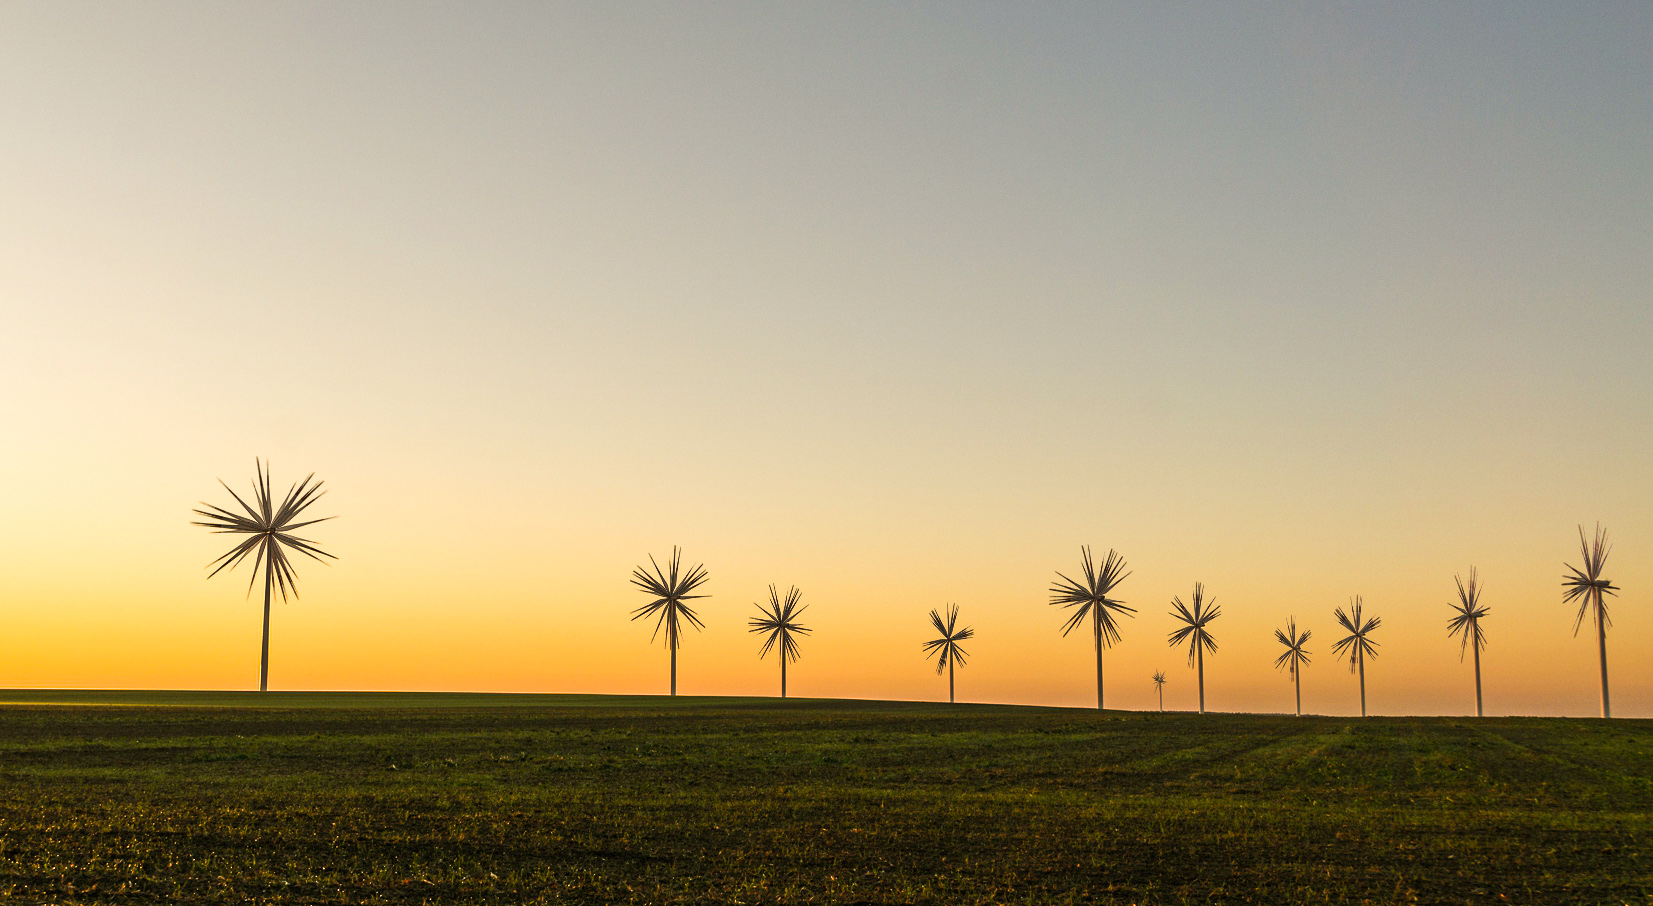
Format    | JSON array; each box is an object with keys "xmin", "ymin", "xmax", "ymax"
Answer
[
  {"xmin": 1562, "ymin": 525, "xmax": 1619, "ymax": 718},
  {"xmin": 192, "ymin": 460, "xmax": 336, "ymax": 693},
  {"xmin": 1049, "ymin": 547, "xmax": 1133, "ymax": 710},
  {"xmin": 1446, "ymin": 568, "xmax": 1490, "ymax": 717},
  {"xmin": 630, "ymin": 547, "xmax": 709, "ymax": 696}
]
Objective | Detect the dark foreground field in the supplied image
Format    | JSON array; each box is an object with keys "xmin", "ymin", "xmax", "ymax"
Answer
[{"xmin": 0, "ymin": 693, "xmax": 1647, "ymax": 905}]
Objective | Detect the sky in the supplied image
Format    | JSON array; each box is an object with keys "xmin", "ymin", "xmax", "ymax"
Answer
[{"xmin": 1, "ymin": 3, "xmax": 1649, "ymax": 716}]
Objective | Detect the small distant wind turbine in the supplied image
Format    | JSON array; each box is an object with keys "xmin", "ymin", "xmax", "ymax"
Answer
[{"xmin": 1151, "ymin": 671, "xmax": 1167, "ymax": 712}]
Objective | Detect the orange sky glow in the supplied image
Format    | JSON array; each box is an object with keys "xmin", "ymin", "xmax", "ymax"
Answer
[{"xmin": 1, "ymin": 4, "xmax": 1649, "ymax": 716}]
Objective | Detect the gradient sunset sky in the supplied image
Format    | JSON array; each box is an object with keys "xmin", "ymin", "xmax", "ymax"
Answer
[{"xmin": 2, "ymin": 3, "xmax": 1649, "ymax": 716}]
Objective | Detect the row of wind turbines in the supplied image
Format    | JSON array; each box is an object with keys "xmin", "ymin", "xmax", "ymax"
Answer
[{"xmin": 194, "ymin": 462, "xmax": 1625, "ymax": 717}]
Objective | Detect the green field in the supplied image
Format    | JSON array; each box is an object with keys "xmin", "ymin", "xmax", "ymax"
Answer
[{"xmin": 0, "ymin": 692, "xmax": 1647, "ymax": 904}]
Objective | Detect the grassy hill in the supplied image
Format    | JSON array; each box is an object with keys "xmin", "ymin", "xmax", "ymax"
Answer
[{"xmin": 0, "ymin": 692, "xmax": 1646, "ymax": 904}]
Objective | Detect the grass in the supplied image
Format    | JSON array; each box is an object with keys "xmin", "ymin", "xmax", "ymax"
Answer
[{"xmin": 0, "ymin": 692, "xmax": 1647, "ymax": 904}]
